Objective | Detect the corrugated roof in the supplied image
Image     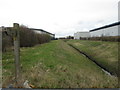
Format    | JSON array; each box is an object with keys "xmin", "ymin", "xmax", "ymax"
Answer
[
  {"xmin": 90, "ymin": 21, "xmax": 120, "ymax": 32},
  {"xmin": 28, "ymin": 28, "xmax": 55, "ymax": 36},
  {"xmin": 2, "ymin": 27, "xmax": 55, "ymax": 36}
]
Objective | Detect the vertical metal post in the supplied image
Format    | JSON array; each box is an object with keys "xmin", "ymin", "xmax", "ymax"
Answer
[{"xmin": 13, "ymin": 23, "xmax": 20, "ymax": 87}]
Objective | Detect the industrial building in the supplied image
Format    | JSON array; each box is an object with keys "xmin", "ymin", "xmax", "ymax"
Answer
[
  {"xmin": 90, "ymin": 21, "xmax": 120, "ymax": 37},
  {"xmin": 74, "ymin": 21, "xmax": 120, "ymax": 39},
  {"xmin": 1, "ymin": 26, "xmax": 55, "ymax": 38},
  {"xmin": 29, "ymin": 28, "xmax": 55, "ymax": 38},
  {"xmin": 74, "ymin": 32, "xmax": 90, "ymax": 39}
]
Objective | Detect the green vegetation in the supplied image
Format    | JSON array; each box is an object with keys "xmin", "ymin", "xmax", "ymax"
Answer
[
  {"xmin": 2, "ymin": 40, "xmax": 118, "ymax": 88},
  {"xmin": 80, "ymin": 36, "xmax": 120, "ymax": 42},
  {"xmin": 2, "ymin": 25, "xmax": 52, "ymax": 52},
  {"xmin": 67, "ymin": 40, "xmax": 118, "ymax": 76}
]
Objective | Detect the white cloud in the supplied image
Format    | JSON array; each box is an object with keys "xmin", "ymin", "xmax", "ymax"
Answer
[{"xmin": 0, "ymin": 0, "xmax": 119, "ymax": 37}]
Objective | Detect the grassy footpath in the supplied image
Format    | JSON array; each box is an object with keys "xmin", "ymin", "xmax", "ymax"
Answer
[
  {"xmin": 2, "ymin": 40, "xmax": 118, "ymax": 88},
  {"xmin": 67, "ymin": 40, "xmax": 118, "ymax": 76}
]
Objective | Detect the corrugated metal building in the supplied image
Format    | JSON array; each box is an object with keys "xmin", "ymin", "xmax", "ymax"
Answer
[
  {"xmin": 74, "ymin": 32, "xmax": 90, "ymax": 39},
  {"xmin": 90, "ymin": 21, "xmax": 120, "ymax": 37},
  {"xmin": 1, "ymin": 26, "xmax": 55, "ymax": 38},
  {"xmin": 29, "ymin": 28, "xmax": 55, "ymax": 38}
]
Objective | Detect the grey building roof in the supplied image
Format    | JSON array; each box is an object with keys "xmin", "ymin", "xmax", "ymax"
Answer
[
  {"xmin": 29, "ymin": 28, "xmax": 55, "ymax": 36},
  {"xmin": 1, "ymin": 26, "xmax": 55, "ymax": 36},
  {"xmin": 90, "ymin": 21, "xmax": 120, "ymax": 32}
]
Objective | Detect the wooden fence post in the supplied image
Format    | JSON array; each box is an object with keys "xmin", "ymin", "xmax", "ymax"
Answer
[
  {"xmin": 13, "ymin": 23, "xmax": 21, "ymax": 87},
  {"xmin": 0, "ymin": 26, "xmax": 2, "ymax": 88}
]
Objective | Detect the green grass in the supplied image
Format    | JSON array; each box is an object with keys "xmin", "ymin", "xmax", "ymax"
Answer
[
  {"xmin": 67, "ymin": 40, "xmax": 118, "ymax": 76},
  {"xmin": 2, "ymin": 40, "xmax": 118, "ymax": 88}
]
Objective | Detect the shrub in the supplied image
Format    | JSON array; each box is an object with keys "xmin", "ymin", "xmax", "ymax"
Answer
[
  {"xmin": 2, "ymin": 32, "xmax": 13, "ymax": 52},
  {"xmin": 80, "ymin": 36, "xmax": 120, "ymax": 42},
  {"xmin": 19, "ymin": 25, "xmax": 52, "ymax": 47},
  {"xmin": 2, "ymin": 25, "xmax": 52, "ymax": 52}
]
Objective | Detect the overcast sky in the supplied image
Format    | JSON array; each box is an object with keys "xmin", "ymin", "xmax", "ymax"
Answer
[{"xmin": 0, "ymin": 0, "xmax": 119, "ymax": 37}]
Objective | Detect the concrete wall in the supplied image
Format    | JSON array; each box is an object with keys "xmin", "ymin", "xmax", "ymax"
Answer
[
  {"xmin": 90, "ymin": 25, "xmax": 119, "ymax": 37},
  {"xmin": 74, "ymin": 32, "xmax": 90, "ymax": 39}
]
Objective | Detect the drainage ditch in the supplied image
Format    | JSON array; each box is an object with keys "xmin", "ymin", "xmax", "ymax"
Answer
[{"xmin": 68, "ymin": 44, "xmax": 115, "ymax": 77}]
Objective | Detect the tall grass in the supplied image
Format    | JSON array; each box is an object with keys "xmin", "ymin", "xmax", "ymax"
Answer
[
  {"xmin": 2, "ymin": 40, "xmax": 118, "ymax": 88},
  {"xmin": 67, "ymin": 40, "xmax": 118, "ymax": 76}
]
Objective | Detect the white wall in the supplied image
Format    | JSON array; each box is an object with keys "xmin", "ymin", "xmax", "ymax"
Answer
[
  {"xmin": 90, "ymin": 25, "xmax": 119, "ymax": 37},
  {"xmin": 118, "ymin": 25, "xmax": 120, "ymax": 36},
  {"xmin": 0, "ymin": 27, "xmax": 2, "ymax": 31},
  {"xmin": 34, "ymin": 30, "xmax": 46, "ymax": 34},
  {"xmin": 34, "ymin": 30, "xmax": 54, "ymax": 37},
  {"xmin": 74, "ymin": 32, "xmax": 90, "ymax": 39}
]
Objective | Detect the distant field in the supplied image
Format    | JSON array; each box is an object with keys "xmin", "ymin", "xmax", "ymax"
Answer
[
  {"xmin": 67, "ymin": 40, "xmax": 118, "ymax": 76},
  {"xmin": 2, "ymin": 40, "xmax": 118, "ymax": 88}
]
